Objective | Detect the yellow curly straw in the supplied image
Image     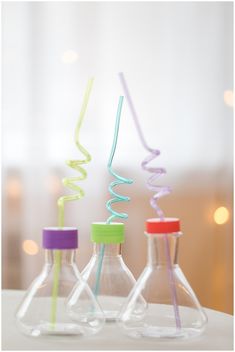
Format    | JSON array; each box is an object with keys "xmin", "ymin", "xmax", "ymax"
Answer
[{"xmin": 50, "ymin": 78, "xmax": 94, "ymax": 328}]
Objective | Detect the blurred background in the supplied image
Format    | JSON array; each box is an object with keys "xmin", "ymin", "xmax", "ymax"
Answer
[{"xmin": 2, "ymin": 2, "xmax": 233, "ymax": 314}]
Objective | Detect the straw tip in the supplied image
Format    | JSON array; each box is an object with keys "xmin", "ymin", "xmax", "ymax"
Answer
[{"xmin": 88, "ymin": 77, "xmax": 95, "ymax": 86}]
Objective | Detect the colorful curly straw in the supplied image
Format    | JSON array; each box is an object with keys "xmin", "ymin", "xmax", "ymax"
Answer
[
  {"xmin": 50, "ymin": 78, "xmax": 94, "ymax": 327},
  {"xmin": 93, "ymin": 96, "xmax": 133, "ymax": 296},
  {"xmin": 118, "ymin": 72, "xmax": 181, "ymax": 330},
  {"xmin": 106, "ymin": 96, "xmax": 133, "ymax": 224}
]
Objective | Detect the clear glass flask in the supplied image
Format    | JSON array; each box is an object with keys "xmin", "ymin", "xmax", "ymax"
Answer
[
  {"xmin": 67, "ymin": 222, "xmax": 137, "ymax": 322},
  {"xmin": 118, "ymin": 218, "xmax": 208, "ymax": 339},
  {"xmin": 15, "ymin": 227, "xmax": 105, "ymax": 337}
]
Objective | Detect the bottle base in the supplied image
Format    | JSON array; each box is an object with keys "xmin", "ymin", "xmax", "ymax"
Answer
[
  {"xmin": 123, "ymin": 327, "xmax": 203, "ymax": 339},
  {"xmin": 17, "ymin": 322, "xmax": 100, "ymax": 337},
  {"xmin": 103, "ymin": 310, "xmax": 119, "ymax": 322}
]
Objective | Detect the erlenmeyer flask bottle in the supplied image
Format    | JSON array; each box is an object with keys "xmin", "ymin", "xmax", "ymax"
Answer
[
  {"xmin": 15, "ymin": 227, "xmax": 105, "ymax": 337},
  {"xmin": 68, "ymin": 222, "xmax": 137, "ymax": 322},
  {"xmin": 118, "ymin": 218, "xmax": 208, "ymax": 339}
]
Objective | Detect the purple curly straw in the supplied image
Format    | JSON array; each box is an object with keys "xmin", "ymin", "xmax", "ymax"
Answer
[
  {"xmin": 118, "ymin": 72, "xmax": 181, "ymax": 330},
  {"xmin": 141, "ymin": 151, "xmax": 171, "ymax": 220},
  {"xmin": 118, "ymin": 73, "xmax": 171, "ymax": 219}
]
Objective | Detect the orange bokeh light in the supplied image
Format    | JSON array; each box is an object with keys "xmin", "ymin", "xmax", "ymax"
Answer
[
  {"xmin": 224, "ymin": 90, "xmax": 234, "ymax": 107},
  {"xmin": 22, "ymin": 240, "xmax": 39, "ymax": 255},
  {"xmin": 213, "ymin": 206, "xmax": 229, "ymax": 225}
]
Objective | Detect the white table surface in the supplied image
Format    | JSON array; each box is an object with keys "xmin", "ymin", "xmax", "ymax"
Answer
[{"xmin": 2, "ymin": 290, "xmax": 233, "ymax": 350}]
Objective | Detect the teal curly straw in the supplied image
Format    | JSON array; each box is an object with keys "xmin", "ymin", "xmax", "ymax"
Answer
[
  {"xmin": 106, "ymin": 97, "xmax": 133, "ymax": 224},
  {"xmin": 93, "ymin": 96, "xmax": 133, "ymax": 296}
]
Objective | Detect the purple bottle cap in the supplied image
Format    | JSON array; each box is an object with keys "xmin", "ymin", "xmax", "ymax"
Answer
[{"xmin": 43, "ymin": 227, "xmax": 78, "ymax": 249}]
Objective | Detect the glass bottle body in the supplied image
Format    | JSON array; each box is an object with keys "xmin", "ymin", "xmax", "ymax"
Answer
[
  {"xmin": 15, "ymin": 249, "xmax": 104, "ymax": 337},
  {"xmin": 118, "ymin": 232, "xmax": 207, "ymax": 339},
  {"xmin": 68, "ymin": 243, "xmax": 136, "ymax": 322}
]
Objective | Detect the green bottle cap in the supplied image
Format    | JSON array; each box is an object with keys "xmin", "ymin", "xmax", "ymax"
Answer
[{"xmin": 91, "ymin": 222, "xmax": 125, "ymax": 244}]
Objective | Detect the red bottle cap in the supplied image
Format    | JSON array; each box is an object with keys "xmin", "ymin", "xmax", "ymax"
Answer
[{"xmin": 146, "ymin": 218, "xmax": 180, "ymax": 234}]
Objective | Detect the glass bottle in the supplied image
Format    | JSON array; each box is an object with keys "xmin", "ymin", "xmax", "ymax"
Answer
[
  {"xmin": 67, "ymin": 222, "xmax": 138, "ymax": 322},
  {"xmin": 15, "ymin": 227, "xmax": 105, "ymax": 337},
  {"xmin": 118, "ymin": 218, "xmax": 208, "ymax": 339}
]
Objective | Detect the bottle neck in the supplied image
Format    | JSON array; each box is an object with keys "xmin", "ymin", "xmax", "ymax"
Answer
[
  {"xmin": 93, "ymin": 243, "xmax": 122, "ymax": 256},
  {"xmin": 45, "ymin": 249, "xmax": 77, "ymax": 264},
  {"xmin": 147, "ymin": 233, "xmax": 180, "ymax": 266}
]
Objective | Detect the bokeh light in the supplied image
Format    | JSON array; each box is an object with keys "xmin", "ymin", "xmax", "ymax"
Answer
[
  {"xmin": 61, "ymin": 50, "xmax": 78, "ymax": 64},
  {"xmin": 22, "ymin": 240, "xmax": 39, "ymax": 255},
  {"xmin": 6, "ymin": 177, "xmax": 22, "ymax": 200},
  {"xmin": 224, "ymin": 90, "xmax": 234, "ymax": 107},
  {"xmin": 213, "ymin": 206, "xmax": 229, "ymax": 225}
]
